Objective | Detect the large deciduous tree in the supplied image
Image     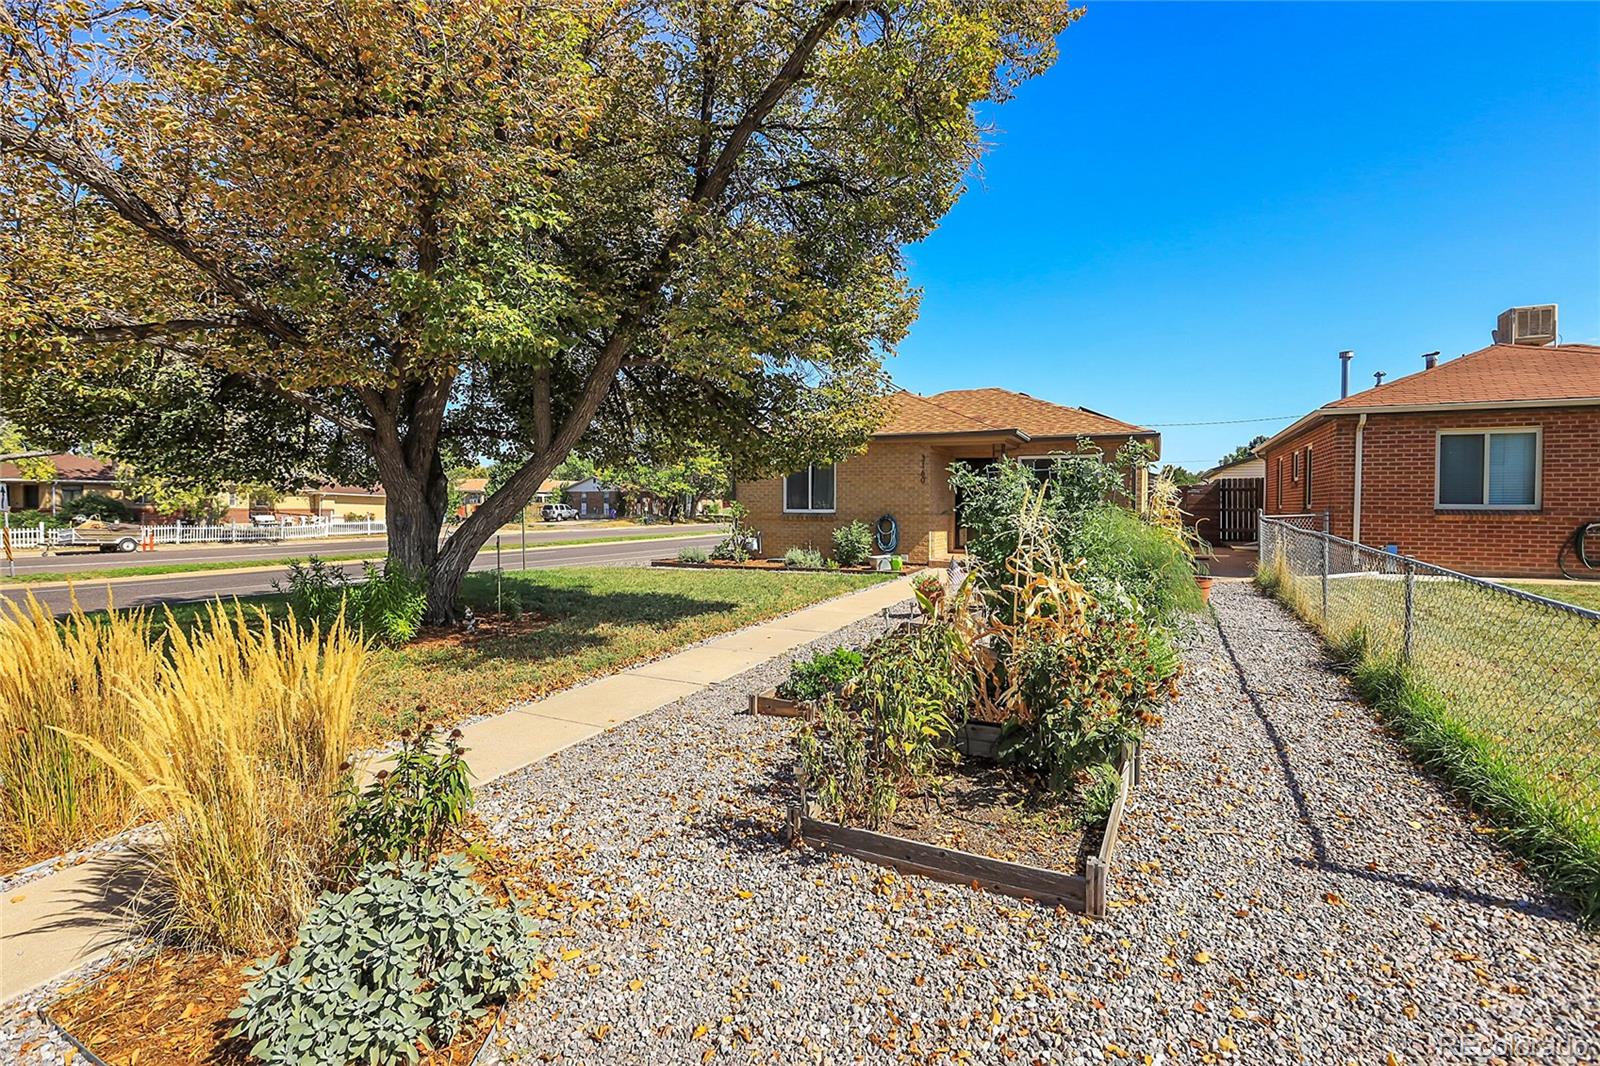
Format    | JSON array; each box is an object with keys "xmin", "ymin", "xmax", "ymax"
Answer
[{"xmin": 1, "ymin": 0, "xmax": 1080, "ymax": 618}]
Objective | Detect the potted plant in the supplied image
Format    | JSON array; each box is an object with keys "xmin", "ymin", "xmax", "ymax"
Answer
[{"xmin": 1194, "ymin": 559, "xmax": 1214, "ymax": 604}]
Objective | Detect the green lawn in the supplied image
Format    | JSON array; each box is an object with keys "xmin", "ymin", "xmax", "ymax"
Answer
[
  {"xmin": 1506, "ymin": 582, "xmax": 1600, "ymax": 614},
  {"xmin": 97, "ymin": 566, "xmax": 887, "ymax": 742},
  {"xmin": 0, "ymin": 530, "xmax": 712, "ymax": 585},
  {"xmin": 1269, "ymin": 562, "xmax": 1600, "ymax": 833}
]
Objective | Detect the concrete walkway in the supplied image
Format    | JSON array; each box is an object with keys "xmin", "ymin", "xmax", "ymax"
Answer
[{"xmin": 0, "ymin": 576, "xmax": 913, "ymax": 1003}]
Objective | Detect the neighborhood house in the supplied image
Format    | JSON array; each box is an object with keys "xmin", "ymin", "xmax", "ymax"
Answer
[
  {"xmin": 1258, "ymin": 307, "xmax": 1600, "ymax": 578},
  {"xmin": 736, "ymin": 388, "xmax": 1159, "ymax": 564}
]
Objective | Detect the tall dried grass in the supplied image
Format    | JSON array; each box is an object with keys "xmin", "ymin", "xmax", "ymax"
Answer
[
  {"xmin": 74, "ymin": 603, "xmax": 367, "ymax": 954},
  {"xmin": 0, "ymin": 593, "xmax": 162, "ymax": 865}
]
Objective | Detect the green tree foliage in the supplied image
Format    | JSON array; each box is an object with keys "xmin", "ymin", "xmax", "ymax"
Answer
[
  {"xmin": 2, "ymin": 0, "xmax": 1081, "ymax": 618},
  {"xmin": 600, "ymin": 445, "xmax": 729, "ymax": 520},
  {"xmin": 1158, "ymin": 463, "xmax": 1202, "ymax": 487},
  {"xmin": 1217, "ymin": 435, "xmax": 1268, "ymax": 468}
]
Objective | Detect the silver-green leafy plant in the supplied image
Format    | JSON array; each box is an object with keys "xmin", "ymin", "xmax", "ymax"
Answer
[
  {"xmin": 783, "ymin": 546, "xmax": 825, "ymax": 570},
  {"xmin": 231, "ymin": 855, "xmax": 534, "ymax": 1065}
]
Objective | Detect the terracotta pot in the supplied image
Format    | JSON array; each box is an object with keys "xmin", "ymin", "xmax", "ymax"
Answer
[{"xmin": 1195, "ymin": 575, "xmax": 1214, "ymax": 604}]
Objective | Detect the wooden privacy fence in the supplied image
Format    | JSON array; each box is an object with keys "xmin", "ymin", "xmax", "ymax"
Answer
[{"xmin": 1180, "ymin": 478, "xmax": 1263, "ymax": 544}]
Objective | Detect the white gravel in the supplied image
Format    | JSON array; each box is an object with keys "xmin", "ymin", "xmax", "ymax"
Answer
[
  {"xmin": 7, "ymin": 584, "xmax": 1596, "ymax": 1064},
  {"xmin": 475, "ymin": 583, "xmax": 1600, "ymax": 1064}
]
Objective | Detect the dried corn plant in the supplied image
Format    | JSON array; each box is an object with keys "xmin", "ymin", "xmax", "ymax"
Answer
[{"xmin": 0, "ymin": 592, "xmax": 162, "ymax": 865}]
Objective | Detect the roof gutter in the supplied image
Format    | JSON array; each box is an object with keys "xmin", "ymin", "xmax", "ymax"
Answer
[{"xmin": 1255, "ymin": 395, "xmax": 1600, "ymax": 456}]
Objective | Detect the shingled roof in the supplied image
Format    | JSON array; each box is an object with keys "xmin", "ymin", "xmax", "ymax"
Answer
[
  {"xmin": 1257, "ymin": 343, "xmax": 1600, "ymax": 455},
  {"xmin": 875, "ymin": 388, "xmax": 1153, "ymax": 440},
  {"xmin": 0, "ymin": 453, "xmax": 118, "ymax": 482},
  {"xmin": 1326, "ymin": 343, "xmax": 1600, "ymax": 410}
]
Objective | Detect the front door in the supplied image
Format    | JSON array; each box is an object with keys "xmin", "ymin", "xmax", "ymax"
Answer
[{"xmin": 950, "ymin": 458, "xmax": 995, "ymax": 551}]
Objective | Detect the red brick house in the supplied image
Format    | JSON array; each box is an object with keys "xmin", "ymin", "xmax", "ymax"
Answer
[
  {"xmin": 1257, "ymin": 335, "xmax": 1600, "ymax": 577},
  {"xmin": 736, "ymin": 388, "xmax": 1158, "ymax": 564}
]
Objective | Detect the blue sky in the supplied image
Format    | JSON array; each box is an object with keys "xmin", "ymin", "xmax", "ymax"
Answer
[{"xmin": 891, "ymin": 1, "xmax": 1600, "ymax": 471}]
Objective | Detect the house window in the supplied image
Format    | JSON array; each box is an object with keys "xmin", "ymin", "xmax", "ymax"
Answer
[
  {"xmin": 1275, "ymin": 458, "xmax": 1284, "ymax": 511},
  {"xmin": 1436, "ymin": 429, "xmax": 1539, "ymax": 509},
  {"xmin": 1292, "ymin": 450, "xmax": 1302, "ymax": 481},
  {"xmin": 783, "ymin": 463, "xmax": 836, "ymax": 513},
  {"xmin": 1302, "ymin": 447, "xmax": 1313, "ymax": 510}
]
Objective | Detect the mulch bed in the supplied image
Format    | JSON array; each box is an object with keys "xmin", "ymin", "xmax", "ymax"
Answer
[
  {"xmin": 652, "ymin": 559, "xmax": 922, "ymax": 573},
  {"xmin": 884, "ymin": 763, "xmax": 1101, "ymax": 873},
  {"xmin": 47, "ymin": 953, "xmax": 501, "ymax": 1066},
  {"xmin": 42, "ymin": 820, "xmax": 558, "ymax": 1066}
]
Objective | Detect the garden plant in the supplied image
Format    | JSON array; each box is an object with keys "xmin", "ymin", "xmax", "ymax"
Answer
[{"xmin": 799, "ymin": 454, "xmax": 1194, "ymax": 834}]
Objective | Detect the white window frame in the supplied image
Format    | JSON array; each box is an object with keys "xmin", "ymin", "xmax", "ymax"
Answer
[
  {"xmin": 781, "ymin": 463, "xmax": 837, "ymax": 514},
  {"xmin": 1434, "ymin": 427, "xmax": 1542, "ymax": 511},
  {"xmin": 1302, "ymin": 445, "xmax": 1313, "ymax": 510}
]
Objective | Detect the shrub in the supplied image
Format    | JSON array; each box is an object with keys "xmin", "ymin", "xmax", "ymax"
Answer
[
  {"xmin": 273, "ymin": 556, "xmax": 351, "ymax": 632},
  {"xmin": 831, "ymin": 521, "xmax": 872, "ymax": 567},
  {"xmin": 0, "ymin": 595, "xmax": 163, "ymax": 864},
  {"xmin": 994, "ymin": 606, "xmax": 1172, "ymax": 795},
  {"xmin": 61, "ymin": 492, "xmax": 140, "ymax": 523},
  {"xmin": 339, "ymin": 726, "xmax": 472, "ymax": 880},
  {"xmin": 777, "ymin": 647, "xmax": 864, "ymax": 703},
  {"xmin": 798, "ymin": 623, "xmax": 972, "ymax": 828},
  {"xmin": 7, "ymin": 508, "xmax": 69, "ymax": 529},
  {"xmin": 710, "ymin": 502, "xmax": 756, "ymax": 562},
  {"xmin": 72, "ymin": 604, "xmax": 366, "ymax": 952},
  {"xmin": 1074, "ymin": 506, "xmax": 1203, "ymax": 624},
  {"xmin": 784, "ymin": 546, "xmax": 824, "ymax": 570},
  {"xmin": 232, "ymin": 855, "xmax": 534, "ymax": 1064},
  {"xmin": 349, "ymin": 561, "xmax": 427, "ymax": 644},
  {"xmin": 677, "ymin": 546, "xmax": 709, "ymax": 564}
]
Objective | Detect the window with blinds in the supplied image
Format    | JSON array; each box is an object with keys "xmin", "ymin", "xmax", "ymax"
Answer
[{"xmin": 1436, "ymin": 429, "xmax": 1539, "ymax": 509}]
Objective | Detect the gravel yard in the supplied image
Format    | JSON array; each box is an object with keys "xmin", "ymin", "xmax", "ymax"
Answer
[
  {"xmin": 5, "ymin": 583, "xmax": 1596, "ymax": 1064},
  {"xmin": 477, "ymin": 583, "xmax": 1599, "ymax": 1064}
]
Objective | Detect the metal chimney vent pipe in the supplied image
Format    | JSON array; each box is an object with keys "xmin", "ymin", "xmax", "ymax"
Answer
[
  {"xmin": 1374, "ymin": 371, "xmax": 1386, "ymax": 386},
  {"xmin": 1423, "ymin": 351, "xmax": 1439, "ymax": 370},
  {"xmin": 1339, "ymin": 350, "xmax": 1353, "ymax": 398}
]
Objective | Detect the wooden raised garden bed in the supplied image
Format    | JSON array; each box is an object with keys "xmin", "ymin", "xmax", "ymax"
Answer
[
  {"xmin": 749, "ymin": 688, "xmax": 816, "ymax": 720},
  {"xmin": 789, "ymin": 741, "xmax": 1140, "ymax": 917}
]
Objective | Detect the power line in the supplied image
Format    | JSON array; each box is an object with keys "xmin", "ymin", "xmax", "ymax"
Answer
[{"xmin": 1142, "ymin": 414, "xmax": 1300, "ymax": 427}]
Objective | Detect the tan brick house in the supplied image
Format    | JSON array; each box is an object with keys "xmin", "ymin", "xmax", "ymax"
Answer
[
  {"xmin": 1257, "ymin": 332, "xmax": 1600, "ymax": 578},
  {"xmin": 736, "ymin": 388, "xmax": 1159, "ymax": 564}
]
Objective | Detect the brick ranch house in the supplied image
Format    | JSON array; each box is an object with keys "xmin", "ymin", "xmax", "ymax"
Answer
[
  {"xmin": 736, "ymin": 388, "xmax": 1159, "ymax": 564},
  {"xmin": 1257, "ymin": 331, "xmax": 1600, "ymax": 578}
]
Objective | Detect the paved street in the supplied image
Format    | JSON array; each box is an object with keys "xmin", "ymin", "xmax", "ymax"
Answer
[
  {"xmin": 0, "ymin": 521, "xmax": 722, "ymax": 576},
  {"xmin": 2, "ymin": 533, "xmax": 723, "ymax": 614}
]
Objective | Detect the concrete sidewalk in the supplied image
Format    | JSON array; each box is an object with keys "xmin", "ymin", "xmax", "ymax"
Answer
[{"xmin": 0, "ymin": 575, "xmax": 912, "ymax": 1003}]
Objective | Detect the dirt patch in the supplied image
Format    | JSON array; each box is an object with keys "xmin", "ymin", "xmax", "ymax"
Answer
[
  {"xmin": 410, "ymin": 611, "xmax": 556, "ymax": 649},
  {"xmin": 885, "ymin": 762, "xmax": 1101, "ymax": 873}
]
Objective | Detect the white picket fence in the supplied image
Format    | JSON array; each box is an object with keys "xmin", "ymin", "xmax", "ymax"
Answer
[{"xmin": 2, "ymin": 517, "xmax": 386, "ymax": 552}]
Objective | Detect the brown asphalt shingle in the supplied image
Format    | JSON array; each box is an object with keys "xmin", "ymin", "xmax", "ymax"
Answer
[{"xmin": 1326, "ymin": 343, "xmax": 1600, "ymax": 409}]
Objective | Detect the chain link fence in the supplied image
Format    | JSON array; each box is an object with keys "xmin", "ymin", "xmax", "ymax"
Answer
[{"xmin": 1260, "ymin": 514, "xmax": 1600, "ymax": 839}]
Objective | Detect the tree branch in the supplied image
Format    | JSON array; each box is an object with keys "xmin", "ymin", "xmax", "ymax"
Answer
[
  {"xmin": 57, "ymin": 315, "xmax": 251, "ymax": 344},
  {"xmin": 0, "ymin": 118, "xmax": 305, "ymax": 345}
]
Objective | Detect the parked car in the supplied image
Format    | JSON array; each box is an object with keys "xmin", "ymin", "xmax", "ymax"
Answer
[
  {"xmin": 66, "ymin": 518, "xmax": 141, "ymax": 553},
  {"xmin": 541, "ymin": 503, "xmax": 579, "ymax": 522}
]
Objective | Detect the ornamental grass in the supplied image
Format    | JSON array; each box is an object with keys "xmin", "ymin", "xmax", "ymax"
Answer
[
  {"xmin": 0, "ymin": 593, "xmax": 161, "ymax": 867},
  {"xmin": 72, "ymin": 603, "xmax": 368, "ymax": 954}
]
